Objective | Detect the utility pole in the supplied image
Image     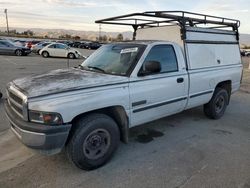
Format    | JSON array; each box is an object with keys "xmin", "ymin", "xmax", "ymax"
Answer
[
  {"xmin": 99, "ymin": 24, "xmax": 101, "ymax": 42},
  {"xmin": 4, "ymin": 9, "xmax": 9, "ymax": 35}
]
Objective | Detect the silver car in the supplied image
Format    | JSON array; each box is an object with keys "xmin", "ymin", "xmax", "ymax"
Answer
[
  {"xmin": 0, "ymin": 40, "xmax": 31, "ymax": 56},
  {"xmin": 31, "ymin": 41, "xmax": 51, "ymax": 54}
]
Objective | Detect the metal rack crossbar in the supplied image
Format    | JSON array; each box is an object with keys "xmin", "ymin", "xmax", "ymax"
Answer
[{"xmin": 95, "ymin": 11, "xmax": 240, "ymax": 40}]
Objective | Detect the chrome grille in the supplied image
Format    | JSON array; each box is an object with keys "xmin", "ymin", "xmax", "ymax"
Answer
[
  {"xmin": 8, "ymin": 91, "xmax": 23, "ymax": 104},
  {"xmin": 7, "ymin": 85, "xmax": 28, "ymax": 120}
]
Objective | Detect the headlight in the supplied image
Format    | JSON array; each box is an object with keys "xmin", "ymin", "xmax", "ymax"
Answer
[{"xmin": 29, "ymin": 110, "xmax": 63, "ymax": 125}]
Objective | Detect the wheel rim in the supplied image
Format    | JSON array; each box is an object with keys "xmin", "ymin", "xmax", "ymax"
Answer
[
  {"xmin": 215, "ymin": 96, "xmax": 225, "ymax": 113},
  {"xmin": 43, "ymin": 52, "xmax": 48, "ymax": 57},
  {"xmin": 69, "ymin": 54, "xmax": 74, "ymax": 59},
  {"xmin": 16, "ymin": 50, "xmax": 22, "ymax": 56},
  {"xmin": 83, "ymin": 128, "xmax": 111, "ymax": 160}
]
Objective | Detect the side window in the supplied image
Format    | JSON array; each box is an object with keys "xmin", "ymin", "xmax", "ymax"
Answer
[
  {"xmin": 48, "ymin": 44, "xmax": 56, "ymax": 48},
  {"xmin": 0, "ymin": 41, "xmax": 5, "ymax": 47},
  {"xmin": 56, "ymin": 44, "xmax": 66, "ymax": 49},
  {"xmin": 0, "ymin": 41, "xmax": 8, "ymax": 47},
  {"xmin": 143, "ymin": 45, "xmax": 178, "ymax": 73}
]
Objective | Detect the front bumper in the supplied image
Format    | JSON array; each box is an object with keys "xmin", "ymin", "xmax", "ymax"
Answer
[
  {"xmin": 23, "ymin": 49, "xmax": 31, "ymax": 55},
  {"xmin": 4, "ymin": 100, "xmax": 71, "ymax": 155}
]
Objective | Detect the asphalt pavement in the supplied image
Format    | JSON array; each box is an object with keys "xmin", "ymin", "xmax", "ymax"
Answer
[{"xmin": 0, "ymin": 52, "xmax": 249, "ymax": 188}]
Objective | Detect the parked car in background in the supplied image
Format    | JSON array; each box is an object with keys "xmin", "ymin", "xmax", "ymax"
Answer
[
  {"xmin": 69, "ymin": 41, "xmax": 82, "ymax": 48},
  {"xmin": 25, "ymin": 40, "xmax": 41, "ymax": 49},
  {"xmin": 12, "ymin": 39, "xmax": 27, "ymax": 47},
  {"xmin": 78, "ymin": 42, "xmax": 87, "ymax": 49},
  {"xmin": 0, "ymin": 39, "xmax": 31, "ymax": 56},
  {"xmin": 31, "ymin": 42, "xmax": 51, "ymax": 54},
  {"xmin": 56, "ymin": 40, "xmax": 72, "ymax": 45},
  {"xmin": 245, "ymin": 50, "xmax": 250, "ymax": 56},
  {"xmin": 240, "ymin": 50, "xmax": 246, "ymax": 56},
  {"xmin": 83, "ymin": 42, "xmax": 101, "ymax": 49},
  {"xmin": 39, "ymin": 43, "xmax": 81, "ymax": 59}
]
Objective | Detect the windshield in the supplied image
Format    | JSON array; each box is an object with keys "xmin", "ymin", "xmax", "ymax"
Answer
[{"xmin": 81, "ymin": 44, "xmax": 146, "ymax": 76}]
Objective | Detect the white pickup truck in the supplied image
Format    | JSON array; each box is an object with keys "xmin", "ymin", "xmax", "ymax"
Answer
[{"xmin": 4, "ymin": 11, "xmax": 242, "ymax": 170}]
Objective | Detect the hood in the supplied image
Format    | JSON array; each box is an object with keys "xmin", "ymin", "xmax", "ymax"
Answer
[{"xmin": 12, "ymin": 68, "xmax": 128, "ymax": 98}]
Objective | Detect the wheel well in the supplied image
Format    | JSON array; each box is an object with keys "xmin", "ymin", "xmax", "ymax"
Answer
[
  {"xmin": 42, "ymin": 51, "xmax": 49, "ymax": 55},
  {"xmin": 215, "ymin": 80, "xmax": 232, "ymax": 103},
  {"xmin": 70, "ymin": 106, "xmax": 129, "ymax": 143},
  {"xmin": 15, "ymin": 49, "xmax": 22, "ymax": 53}
]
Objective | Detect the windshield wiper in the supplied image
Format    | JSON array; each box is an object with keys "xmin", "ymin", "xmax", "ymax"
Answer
[{"xmin": 87, "ymin": 66, "xmax": 106, "ymax": 73}]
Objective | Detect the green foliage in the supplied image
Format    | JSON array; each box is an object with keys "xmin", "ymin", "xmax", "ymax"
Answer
[{"xmin": 116, "ymin": 33, "xmax": 123, "ymax": 41}]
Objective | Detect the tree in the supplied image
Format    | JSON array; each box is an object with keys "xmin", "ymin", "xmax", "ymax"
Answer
[
  {"xmin": 9, "ymin": 29, "xmax": 17, "ymax": 34},
  {"xmin": 65, "ymin": 34, "xmax": 72, "ymax": 39},
  {"xmin": 116, "ymin": 33, "xmax": 123, "ymax": 41},
  {"xmin": 73, "ymin": 36, "xmax": 81, "ymax": 40},
  {"xmin": 102, "ymin": 35, "xmax": 108, "ymax": 42},
  {"xmin": 23, "ymin": 30, "xmax": 33, "ymax": 36}
]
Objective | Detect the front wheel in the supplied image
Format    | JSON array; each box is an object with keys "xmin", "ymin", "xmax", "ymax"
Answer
[
  {"xmin": 66, "ymin": 114, "xmax": 120, "ymax": 170},
  {"xmin": 42, "ymin": 51, "xmax": 49, "ymax": 58},
  {"xmin": 15, "ymin": 49, "xmax": 23, "ymax": 56},
  {"xmin": 68, "ymin": 53, "xmax": 75, "ymax": 59},
  {"xmin": 204, "ymin": 88, "xmax": 229, "ymax": 119}
]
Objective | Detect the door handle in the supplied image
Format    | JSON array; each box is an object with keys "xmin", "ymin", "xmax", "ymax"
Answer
[{"xmin": 177, "ymin": 77, "xmax": 184, "ymax": 83}]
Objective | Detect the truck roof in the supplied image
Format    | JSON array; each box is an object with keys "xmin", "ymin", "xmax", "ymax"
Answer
[
  {"xmin": 96, "ymin": 11, "xmax": 240, "ymax": 29},
  {"xmin": 96, "ymin": 11, "xmax": 240, "ymax": 41},
  {"xmin": 116, "ymin": 40, "xmax": 164, "ymax": 45}
]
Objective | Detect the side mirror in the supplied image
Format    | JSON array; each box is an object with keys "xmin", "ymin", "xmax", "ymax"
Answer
[{"xmin": 139, "ymin": 61, "xmax": 161, "ymax": 76}]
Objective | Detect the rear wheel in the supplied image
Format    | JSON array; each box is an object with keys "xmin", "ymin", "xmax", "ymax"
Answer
[
  {"xmin": 42, "ymin": 51, "xmax": 49, "ymax": 58},
  {"xmin": 68, "ymin": 53, "xmax": 75, "ymax": 59},
  {"xmin": 204, "ymin": 88, "xmax": 229, "ymax": 119},
  {"xmin": 15, "ymin": 49, "xmax": 23, "ymax": 56},
  {"xmin": 66, "ymin": 113, "xmax": 120, "ymax": 170}
]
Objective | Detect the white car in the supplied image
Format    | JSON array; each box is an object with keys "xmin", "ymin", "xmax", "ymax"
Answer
[{"xmin": 39, "ymin": 43, "xmax": 81, "ymax": 59}]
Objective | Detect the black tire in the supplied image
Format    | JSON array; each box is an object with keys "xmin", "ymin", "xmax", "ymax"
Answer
[
  {"xmin": 68, "ymin": 53, "xmax": 75, "ymax": 59},
  {"xmin": 66, "ymin": 113, "xmax": 120, "ymax": 170},
  {"xmin": 0, "ymin": 92, "xmax": 2, "ymax": 99},
  {"xmin": 204, "ymin": 88, "xmax": 229, "ymax": 119},
  {"xmin": 37, "ymin": 49, "xmax": 40, "ymax": 54},
  {"xmin": 42, "ymin": 51, "xmax": 49, "ymax": 58},
  {"xmin": 15, "ymin": 49, "xmax": 23, "ymax": 56}
]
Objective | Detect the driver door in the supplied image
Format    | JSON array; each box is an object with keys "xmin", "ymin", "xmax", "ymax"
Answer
[
  {"xmin": 0, "ymin": 41, "xmax": 12, "ymax": 55},
  {"xmin": 54, "ymin": 44, "xmax": 68, "ymax": 57},
  {"xmin": 129, "ymin": 44, "xmax": 188, "ymax": 127}
]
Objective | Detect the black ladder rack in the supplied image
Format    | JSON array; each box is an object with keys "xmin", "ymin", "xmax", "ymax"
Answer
[{"xmin": 95, "ymin": 11, "xmax": 240, "ymax": 40}]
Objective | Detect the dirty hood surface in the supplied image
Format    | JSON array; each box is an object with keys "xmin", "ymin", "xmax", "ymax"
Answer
[{"xmin": 12, "ymin": 68, "xmax": 128, "ymax": 98}]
